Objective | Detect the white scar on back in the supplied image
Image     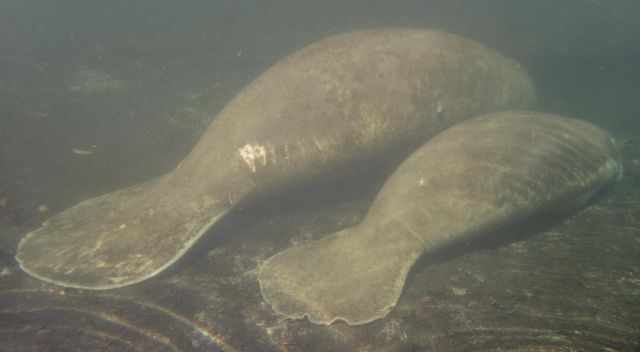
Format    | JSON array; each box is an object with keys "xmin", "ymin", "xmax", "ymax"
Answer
[{"xmin": 239, "ymin": 144, "xmax": 268, "ymax": 173}]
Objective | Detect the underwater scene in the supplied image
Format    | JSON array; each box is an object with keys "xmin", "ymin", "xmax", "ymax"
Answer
[{"xmin": 1, "ymin": 0, "xmax": 639, "ymax": 351}]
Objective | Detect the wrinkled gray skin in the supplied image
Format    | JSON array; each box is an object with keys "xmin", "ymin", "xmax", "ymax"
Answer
[
  {"xmin": 258, "ymin": 111, "xmax": 623, "ymax": 326},
  {"xmin": 16, "ymin": 29, "xmax": 535, "ymax": 290}
]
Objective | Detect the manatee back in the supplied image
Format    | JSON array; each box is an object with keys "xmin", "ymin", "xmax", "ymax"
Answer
[
  {"xmin": 176, "ymin": 29, "xmax": 537, "ymax": 193},
  {"xmin": 369, "ymin": 111, "xmax": 622, "ymax": 249}
]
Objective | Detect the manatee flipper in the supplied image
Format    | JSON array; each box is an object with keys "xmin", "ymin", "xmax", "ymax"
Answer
[
  {"xmin": 258, "ymin": 111, "xmax": 623, "ymax": 326},
  {"xmin": 16, "ymin": 29, "xmax": 536, "ymax": 290}
]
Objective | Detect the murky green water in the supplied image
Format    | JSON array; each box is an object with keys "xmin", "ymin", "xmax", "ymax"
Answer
[{"xmin": 1, "ymin": 1, "xmax": 638, "ymax": 350}]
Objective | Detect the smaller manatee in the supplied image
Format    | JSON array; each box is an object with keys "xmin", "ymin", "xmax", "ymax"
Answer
[{"xmin": 258, "ymin": 111, "xmax": 623, "ymax": 326}]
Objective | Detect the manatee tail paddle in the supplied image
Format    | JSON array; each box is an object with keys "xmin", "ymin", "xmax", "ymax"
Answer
[{"xmin": 16, "ymin": 176, "xmax": 230, "ymax": 290}]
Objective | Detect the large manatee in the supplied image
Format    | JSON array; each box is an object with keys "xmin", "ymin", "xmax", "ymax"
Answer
[
  {"xmin": 16, "ymin": 29, "xmax": 535, "ymax": 290},
  {"xmin": 258, "ymin": 111, "xmax": 623, "ymax": 326}
]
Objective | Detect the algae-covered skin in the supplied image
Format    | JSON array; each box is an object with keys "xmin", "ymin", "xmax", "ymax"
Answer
[
  {"xmin": 258, "ymin": 111, "xmax": 622, "ymax": 326},
  {"xmin": 16, "ymin": 28, "xmax": 535, "ymax": 290}
]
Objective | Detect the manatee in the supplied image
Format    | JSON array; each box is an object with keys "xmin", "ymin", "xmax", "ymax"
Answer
[
  {"xmin": 16, "ymin": 29, "xmax": 535, "ymax": 290},
  {"xmin": 258, "ymin": 111, "xmax": 623, "ymax": 326}
]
